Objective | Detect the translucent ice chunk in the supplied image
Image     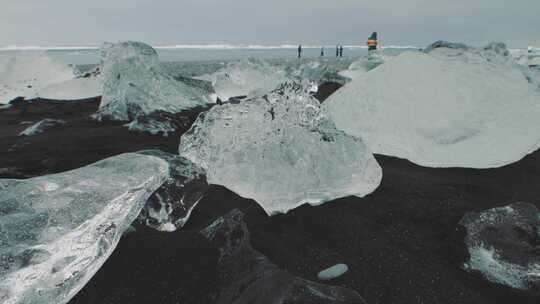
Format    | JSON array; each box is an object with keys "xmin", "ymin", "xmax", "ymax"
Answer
[
  {"xmin": 94, "ymin": 41, "xmax": 215, "ymax": 121},
  {"xmin": 0, "ymin": 153, "xmax": 169, "ymax": 304},
  {"xmin": 179, "ymin": 82, "xmax": 382, "ymax": 215}
]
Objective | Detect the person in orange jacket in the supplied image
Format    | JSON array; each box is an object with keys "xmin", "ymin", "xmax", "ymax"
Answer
[{"xmin": 367, "ymin": 32, "xmax": 378, "ymax": 51}]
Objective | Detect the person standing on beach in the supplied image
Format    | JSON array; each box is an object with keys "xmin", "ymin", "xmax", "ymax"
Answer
[
  {"xmin": 320, "ymin": 47, "xmax": 325, "ymax": 57},
  {"xmin": 298, "ymin": 45, "xmax": 302, "ymax": 58},
  {"xmin": 336, "ymin": 45, "xmax": 340, "ymax": 57},
  {"xmin": 367, "ymin": 32, "xmax": 378, "ymax": 52},
  {"xmin": 339, "ymin": 45, "xmax": 344, "ymax": 57}
]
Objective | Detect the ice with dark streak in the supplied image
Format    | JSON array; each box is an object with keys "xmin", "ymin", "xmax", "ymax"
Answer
[
  {"xmin": 136, "ymin": 150, "xmax": 209, "ymax": 232},
  {"xmin": 179, "ymin": 82, "xmax": 382, "ymax": 215},
  {"xmin": 0, "ymin": 153, "xmax": 169, "ymax": 304}
]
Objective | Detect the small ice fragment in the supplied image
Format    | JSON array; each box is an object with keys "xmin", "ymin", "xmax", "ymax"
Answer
[{"xmin": 318, "ymin": 263, "xmax": 349, "ymax": 281}]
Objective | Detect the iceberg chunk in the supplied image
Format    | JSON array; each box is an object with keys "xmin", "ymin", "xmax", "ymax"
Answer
[
  {"xmin": 0, "ymin": 53, "xmax": 75, "ymax": 104},
  {"xmin": 324, "ymin": 42, "xmax": 540, "ymax": 168},
  {"xmin": 179, "ymin": 82, "xmax": 382, "ymax": 215},
  {"xmin": 460, "ymin": 202, "xmax": 540, "ymax": 292},
  {"xmin": 0, "ymin": 153, "xmax": 169, "ymax": 304},
  {"xmin": 94, "ymin": 41, "xmax": 215, "ymax": 121}
]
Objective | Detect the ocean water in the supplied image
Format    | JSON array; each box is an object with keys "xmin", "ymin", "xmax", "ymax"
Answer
[{"xmin": 0, "ymin": 47, "xmax": 420, "ymax": 66}]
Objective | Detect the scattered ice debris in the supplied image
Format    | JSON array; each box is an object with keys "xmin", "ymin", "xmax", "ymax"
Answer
[
  {"xmin": 425, "ymin": 41, "xmax": 515, "ymax": 67},
  {"xmin": 136, "ymin": 150, "xmax": 208, "ymax": 231},
  {"xmin": 196, "ymin": 58, "xmax": 291, "ymax": 101},
  {"xmin": 460, "ymin": 202, "xmax": 540, "ymax": 292},
  {"xmin": 200, "ymin": 209, "xmax": 367, "ymax": 304},
  {"xmin": 325, "ymin": 42, "xmax": 540, "ymax": 168},
  {"xmin": 0, "ymin": 153, "xmax": 169, "ymax": 304},
  {"xmin": 0, "ymin": 53, "xmax": 75, "ymax": 104},
  {"xmin": 94, "ymin": 41, "xmax": 215, "ymax": 121},
  {"xmin": 510, "ymin": 49, "xmax": 531, "ymax": 67},
  {"xmin": 179, "ymin": 82, "xmax": 382, "ymax": 215},
  {"xmin": 125, "ymin": 105, "xmax": 211, "ymax": 137},
  {"xmin": 291, "ymin": 60, "xmax": 349, "ymax": 86},
  {"xmin": 317, "ymin": 263, "xmax": 349, "ymax": 281},
  {"xmin": 196, "ymin": 58, "xmax": 352, "ymax": 102},
  {"xmin": 19, "ymin": 119, "xmax": 66, "ymax": 136},
  {"xmin": 125, "ymin": 111, "xmax": 180, "ymax": 137}
]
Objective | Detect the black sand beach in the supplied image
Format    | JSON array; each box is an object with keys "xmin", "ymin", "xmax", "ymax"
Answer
[{"xmin": 1, "ymin": 90, "xmax": 539, "ymax": 304}]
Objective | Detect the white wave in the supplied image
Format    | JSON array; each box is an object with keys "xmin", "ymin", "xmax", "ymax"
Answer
[{"xmin": 0, "ymin": 45, "xmax": 99, "ymax": 51}]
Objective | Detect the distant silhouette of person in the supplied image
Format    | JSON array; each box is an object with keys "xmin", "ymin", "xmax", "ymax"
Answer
[
  {"xmin": 336, "ymin": 45, "xmax": 340, "ymax": 57},
  {"xmin": 339, "ymin": 45, "xmax": 344, "ymax": 57},
  {"xmin": 367, "ymin": 32, "xmax": 378, "ymax": 51},
  {"xmin": 320, "ymin": 47, "xmax": 325, "ymax": 57},
  {"xmin": 298, "ymin": 45, "xmax": 302, "ymax": 58}
]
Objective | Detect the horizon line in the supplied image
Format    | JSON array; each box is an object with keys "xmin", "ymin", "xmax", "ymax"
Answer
[{"xmin": 0, "ymin": 44, "xmax": 423, "ymax": 51}]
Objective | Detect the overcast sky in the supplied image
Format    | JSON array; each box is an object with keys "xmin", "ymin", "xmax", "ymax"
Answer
[{"xmin": 1, "ymin": 0, "xmax": 539, "ymax": 48}]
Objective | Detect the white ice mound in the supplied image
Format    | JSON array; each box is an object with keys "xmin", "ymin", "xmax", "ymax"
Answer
[
  {"xmin": 179, "ymin": 82, "xmax": 382, "ymax": 215},
  {"xmin": 339, "ymin": 53, "xmax": 387, "ymax": 81},
  {"xmin": 197, "ymin": 58, "xmax": 290, "ymax": 101},
  {"xmin": 37, "ymin": 76, "xmax": 102, "ymax": 101},
  {"xmin": 0, "ymin": 153, "xmax": 169, "ymax": 304},
  {"xmin": 95, "ymin": 41, "xmax": 215, "ymax": 121},
  {"xmin": 0, "ymin": 53, "xmax": 75, "ymax": 104},
  {"xmin": 529, "ymin": 67, "xmax": 540, "ymax": 91},
  {"xmin": 325, "ymin": 42, "xmax": 540, "ymax": 168}
]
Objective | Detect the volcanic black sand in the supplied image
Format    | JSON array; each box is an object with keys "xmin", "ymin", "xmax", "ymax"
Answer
[{"xmin": 1, "ymin": 94, "xmax": 539, "ymax": 304}]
